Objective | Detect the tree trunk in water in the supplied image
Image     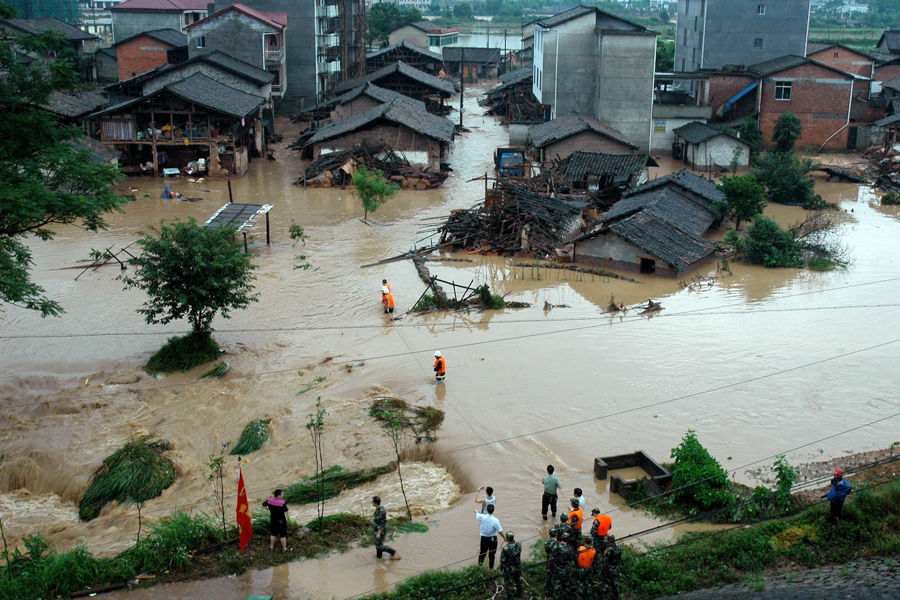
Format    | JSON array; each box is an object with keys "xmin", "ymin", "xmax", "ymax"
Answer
[
  {"xmin": 136, "ymin": 504, "xmax": 143, "ymax": 542},
  {"xmin": 396, "ymin": 451, "xmax": 411, "ymax": 519}
]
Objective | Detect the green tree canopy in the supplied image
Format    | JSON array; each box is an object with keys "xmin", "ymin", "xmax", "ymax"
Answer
[
  {"xmin": 656, "ymin": 37, "xmax": 674, "ymax": 71},
  {"xmin": 367, "ymin": 4, "xmax": 423, "ymax": 46},
  {"xmin": 738, "ymin": 119, "xmax": 763, "ymax": 159},
  {"xmin": 773, "ymin": 112, "xmax": 802, "ymax": 153},
  {"xmin": 718, "ymin": 173, "xmax": 767, "ymax": 230},
  {"xmin": 352, "ymin": 166, "xmax": 399, "ymax": 222},
  {"xmin": 752, "ymin": 151, "xmax": 822, "ymax": 208},
  {"xmin": 1, "ymin": 21, "xmax": 126, "ymax": 316},
  {"xmin": 452, "ymin": 2, "xmax": 475, "ymax": 20},
  {"xmin": 121, "ymin": 218, "xmax": 258, "ymax": 333}
]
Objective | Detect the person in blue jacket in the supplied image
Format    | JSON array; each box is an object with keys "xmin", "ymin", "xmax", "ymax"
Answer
[{"xmin": 825, "ymin": 467, "xmax": 851, "ymax": 523}]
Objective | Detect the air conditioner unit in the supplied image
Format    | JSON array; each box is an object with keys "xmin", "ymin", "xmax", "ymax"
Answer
[{"xmin": 327, "ymin": 60, "xmax": 341, "ymax": 74}]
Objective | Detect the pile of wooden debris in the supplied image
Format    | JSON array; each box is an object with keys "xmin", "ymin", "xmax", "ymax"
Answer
[
  {"xmin": 480, "ymin": 68, "xmax": 543, "ymax": 124},
  {"xmin": 294, "ymin": 142, "xmax": 449, "ymax": 189}
]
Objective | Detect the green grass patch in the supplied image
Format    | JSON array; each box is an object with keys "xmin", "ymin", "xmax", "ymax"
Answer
[
  {"xmin": 146, "ymin": 331, "xmax": 221, "ymax": 373},
  {"xmin": 806, "ymin": 257, "xmax": 837, "ymax": 272},
  {"xmin": 229, "ymin": 418, "xmax": 271, "ymax": 455},
  {"xmin": 882, "ymin": 193, "xmax": 900, "ymax": 206},
  {"xmin": 282, "ymin": 463, "xmax": 397, "ymax": 505},
  {"xmin": 370, "ymin": 397, "xmax": 445, "ymax": 438},
  {"xmin": 78, "ymin": 437, "xmax": 177, "ymax": 521},
  {"xmin": 390, "ymin": 517, "xmax": 429, "ymax": 533}
]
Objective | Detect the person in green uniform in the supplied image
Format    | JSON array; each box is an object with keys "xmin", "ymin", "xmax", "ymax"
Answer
[
  {"xmin": 542, "ymin": 464, "xmax": 562, "ymax": 520},
  {"xmin": 500, "ymin": 530, "xmax": 522, "ymax": 599},
  {"xmin": 551, "ymin": 529, "xmax": 576, "ymax": 600},
  {"xmin": 371, "ymin": 496, "xmax": 401, "ymax": 560},
  {"xmin": 544, "ymin": 528, "xmax": 559, "ymax": 594},
  {"xmin": 599, "ymin": 534, "xmax": 621, "ymax": 600}
]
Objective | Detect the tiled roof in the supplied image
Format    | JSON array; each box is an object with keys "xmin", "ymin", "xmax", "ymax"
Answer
[
  {"xmin": 442, "ymin": 47, "xmax": 500, "ymax": 65},
  {"xmin": 335, "ymin": 82, "xmax": 426, "ymax": 112},
  {"xmin": 96, "ymin": 47, "xmax": 117, "ymax": 58},
  {"xmin": 406, "ymin": 20, "xmax": 458, "ymax": 34},
  {"xmin": 499, "ymin": 67, "xmax": 532, "ymax": 85},
  {"xmin": 749, "ymin": 54, "xmax": 867, "ymax": 79},
  {"xmin": 112, "ymin": 0, "xmax": 209, "ymax": 10},
  {"xmin": 604, "ymin": 187, "xmax": 715, "ymax": 237},
  {"xmin": 165, "ymin": 72, "xmax": 264, "ymax": 118},
  {"xmin": 3, "ymin": 18, "xmax": 96, "ymax": 41},
  {"xmin": 554, "ymin": 151, "xmax": 647, "ymax": 183},
  {"xmin": 878, "ymin": 30, "xmax": 900, "ymax": 53},
  {"xmin": 187, "ymin": 3, "xmax": 286, "ymax": 30},
  {"xmin": 609, "ymin": 211, "xmax": 716, "ymax": 272},
  {"xmin": 114, "ymin": 28, "xmax": 186, "ymax": 48},
  {"xmin": 626, "ymin": 169, "xmax": 725, "ymax": 206},
  {"xmin": 332, "ymin": 61, "xmax": 456, "ymax": 96},
  {"xmin": 43, "ymin": 90, "xmax": 107, "ymax": 117},
  {"xmin": 883, "ymin": 76, "xmax": 900, "ymax": 91},
  {"xmin": 200, "ymin": 50, "xmax": 275, "ymax": 85},
  {"xmin": 367, "ymin": 40, "xmax": 443, "ymax": 63},
  {"xmin": 528, "ymin": 114, "xmax": 636, "ymax": 149},
  {"xmin": 873, "ymin": 113, "xmax": 900, "ymax": 127},
  {"xmin": 535, "ymin": 5, "xmax": 645, "ymax": 31},
  {"xmin": 673, "ymin": 121, "xmax": 748, "ymax": 146},
  {"xmin": 307, "ymin": 98, "xmax": 454, "ymax": 145},
  {"xmin": 806, "ymin": 41, "xmax": 832, "ymax": 55}
]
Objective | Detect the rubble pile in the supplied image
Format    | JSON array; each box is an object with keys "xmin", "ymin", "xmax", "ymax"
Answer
[
  {"xmin": 479, "ymin": 68, "xmax": 543, "ymax": 124},
  {"xmin": 294, "ymin": 142, "xmax": 448, "ymax": 189},
  {"xmin": 863, "ymin": 145, "xmax": 900, "ymax": 194}
]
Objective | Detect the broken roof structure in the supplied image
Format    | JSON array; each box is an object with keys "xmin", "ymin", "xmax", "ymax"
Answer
[
  {"xmin": 552, "ymin": 151, "xmax": 648, "ymax": 188},
  {"xmin": 366, "ymin": 41, "xmax": 443, "ymax": 73},
  {"xmin": 331, "ymin": 60, "xmax": 456, "ymax": 98}
]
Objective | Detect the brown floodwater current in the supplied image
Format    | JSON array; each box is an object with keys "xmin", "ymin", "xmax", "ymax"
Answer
[{"xmin": 1, "ymin": 84, "xmax": 899, "ymax": 599}]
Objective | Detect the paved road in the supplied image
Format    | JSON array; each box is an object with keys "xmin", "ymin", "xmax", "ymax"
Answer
[{"xmin": 655, "ymin": 558, "xmax": 898, "ymax": 600}]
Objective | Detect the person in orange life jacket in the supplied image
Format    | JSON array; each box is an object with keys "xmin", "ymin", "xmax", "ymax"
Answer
[
  {"xmin": 262, "ymin": 489, "xmax": 289, "ymax": 552},
  {"xmin": 433, "ymin": 350, "xmax": 446, "ymax": 382},
  {"xmin": 568, "ymin": 498, "xmax": 584, "ymax": 546},
  {"xmin": 382, "ymin": 286, "xmax": 394, "ymax": 313},
  {"xmin": 590, "ymin": 507, "xmax": 612, "ymax": 550},
  {"xmin": 575, "ymin": 543, "xmax": 597, "ymax": 600}
]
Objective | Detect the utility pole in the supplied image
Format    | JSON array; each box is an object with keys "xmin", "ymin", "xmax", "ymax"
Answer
[{"xmin": 459, "ymin": 47, "xmax": 464, "ymax": 129}]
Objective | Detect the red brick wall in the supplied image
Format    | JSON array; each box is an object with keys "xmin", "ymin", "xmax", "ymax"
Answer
[
  {"xmin": 707, "ymin": 73, "xmax": 758, "ymax": 109},
  {"xmin": 875, "ymin": 64, "xmax": 900, "ymax": 83},
  {"xmin": 759, "ymin": 63, "xmax": 854, "ymax": 151},
  {"xmin": 117, "ymin": 37, "xmax": 175, "ymax": 81},
  {"xmin": 807, "ymin": 48, "xmax": 874, "ymax": 79}
]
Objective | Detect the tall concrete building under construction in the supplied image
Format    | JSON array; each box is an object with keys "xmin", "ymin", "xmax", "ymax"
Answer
[
  {"xmin": 214, "ymin": 0, "xmax": 366, "ymax": 110},
  {"xmin": 675, "ymin": 0, "xmax": 811, "ymax": 72}
]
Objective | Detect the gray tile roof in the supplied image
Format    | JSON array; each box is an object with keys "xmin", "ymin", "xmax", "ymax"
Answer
[
  {"xmin": 554, "ymin": 151, "xmax": 647, "ymax": 183},
  {"xmin": 604, "ymin": 187, "xmax": 715, "ymax": 237},
  {"xmin": 535, "ymin": 5, "xmax": 645, "ymax": 31},
  {"xmin": 367, "ymin": 40, "xmax": 443, "ymax": 63},
  {"xmin": 673, "ymin": 121, "xmax": 748, "ymax": 146},
  {"xmin": 878, "ymin": 30, "xmax": 900, "ymax": 53},
  {"xmin": 408, "ymin": 20, "xmax": 441, "ymax": 33},
  {"xmin": 165, "ymin": 72, "xmax": 264, "ymax": 118},
  {"xmin": 749, "ymin": 54, "xmax": 867, "ymax": 80},
  {"xmin": 626, "ymin": 169, "xmax": 725, "ymax": 206},
  {"xmin": 3, "ymin": 18, "xmax": 97, "ymax": 41},
  {"xmin": 499, "ymin": 67, "xmax": 532, "ymax": 85},
  {"xmin": 442, "ymin": 47, "xmax": 500, "ymax": 65},
  {"xmin": 609, "ymin": 211, "xmax": 716, "ymax": 272},
  {"xmin": 883, "ymin": 76, "xmax": 900, "ymax": 91},
  {"xmin": 201, "ymin": 50, "xmax": 275, "ymax": 85},
  {"xmin": 335, "ymin": 82, "xmax": 426, "ymax": 112},
  {"xmin": 332, "ymin": 61, "xmax": 456, "ymax": 97},
  {"xmin": 528, "ymin": 114, "xmax": 636, "ymax": 149},
  {"xmin": 114, "ymin": 28, "xmax": 187, "ymax": 48},
  {"xmin": 873, "ymin": 113, "xmax": 900, "ymax": 127},
  {"xmin": 307, "ymin": 98, "xmax": 455, "ymax": 145},
  {"xmin": 43, "ymin": 90, "xmax": 107, "ymax": 117},
  {"xmin": 806, "ymin": 41, "xmax": 832, "ymax": 55}
]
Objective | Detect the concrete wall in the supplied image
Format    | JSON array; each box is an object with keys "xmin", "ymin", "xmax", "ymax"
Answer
[
  {"xmin": 313, "ymin": 123, "xmax": 444, "ymax": 169},
  {"xmin": 95, "ymin": 50, "xmax": 119, "ymax": 83},
  {"xmin": 650, "ymin": 116, "xmax": 696, "ymax": 151},
  {"xmin": 683, "ymin": 136, "xmax": 749, "ymax": 170},
  {"xmin": 188, "ymin": 10, "xmax": 277, "ymax": 71},
  {"xmin": 542, "ymin": 131, "xmax": 635, "ymax": 161},
  {"xmin": 117, "ymin": 35, "xmax": 175, "ymax": 80},
  {"xmin": 143, "ymin": 63, "xmax": 270, "ymax": 98},
  {"xmin": 676, "ymin": 0, "xmax": 810, "ymax": 71},
  {"xmin": 759, "ymin": 62, "xmax": 853, "ymax": 151},
  {"xmin": 112, "ymin": 10, "xmax": 182, "ymax": 43},
  {"xmin": 388, "ymin": 25, "xmax": 428, "ymax": 48},
  {"xmin": 534, "ymin": 14, "xmax": 598, "ymax": 118},
  {"xmin": 574, "ymin": 231, "xmax": 680, "ymax": 277},
  {"xmin": 596, "ymin": 32, "xmax": 656, "ymax": 151},
  {"xmin": 807, "ymin": 46, "xmax": 873, "ymax": 79},
  {"xmin": 216, "ymin": 0, "xmax": 317, "ymax": 110}
]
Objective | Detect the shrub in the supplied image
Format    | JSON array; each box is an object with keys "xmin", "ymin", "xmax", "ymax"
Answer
[
  {"xmin": 230, "ymin": 418, "xmax": 271, "ymax": 455},
  {"xmin": 669, "ymin": 430, "xmax": 736, "ymax": 514},
  {"xmin": 283, "ymin": 464, "xmax": 397, "ymax": 505},
  {"xmin": 728, "ymin": 216, "xmax": 804, "ymax": 268},
  {"xmin": 145, "ymin": 331, "xmax": 221, "ymax": 373}
]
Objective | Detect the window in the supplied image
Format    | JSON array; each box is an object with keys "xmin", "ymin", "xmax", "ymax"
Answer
[
  {"xmin": 757, "ymin": 5, "xmax": 765, "ymax": 15},
  {"xmin": 774, "ymin": 81, "xmax": 792, "ymax": 101},
  {"xmin": 694, "ymin": 16, "xmax": 698, "ymax": 31},
  {"xmin": 692, "ymin": 48, "xmax": 696, "ymax": 62},
  {"xmin": 683, "ymin": 28, "xmax": 687, "ymax": 44},
  {"xmin": 196, "ymin": 36, "xmax": 206, "ymax": 49},
  {"xmin": 753, "ymin": 38, "xmax": 763, "ymax": 49},
  {"xmin": 681, "ymin": 58, "xmax": 685, "ymax": 70},
  {"xmin": 834, "ymin": 51, "xmax": 839, "ymax": 58}
]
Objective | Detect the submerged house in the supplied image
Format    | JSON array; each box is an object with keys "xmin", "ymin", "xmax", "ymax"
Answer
[
  {"xmin": 528, "ymin": 114, "xmax": 639, "ymax": 162},
  {"xmin": 549, "ymin": 151, "xmax": 650, "ymax": 196},
  {"xmin": 672, "ymin": 121, "xmax": 750, "ymax": 172},
  {"xmin": 305, "ymin": 98, "xmax": 454, "ymax": 169},
  {"xmin": 89, "ymin": 72, "xmax": 266, "ymax": 177},
  {"xmin": 573, "ymin": 169, "xmax": 723, "ymax": 277},
  {"xmin": 441, "ymin": 47, "xmax": 501, "ymax": 81}
]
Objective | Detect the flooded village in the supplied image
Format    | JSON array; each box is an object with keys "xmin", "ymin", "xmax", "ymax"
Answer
[{"xmin": 1, "ymin": 1, "xmax": 899, "ymax": 600}]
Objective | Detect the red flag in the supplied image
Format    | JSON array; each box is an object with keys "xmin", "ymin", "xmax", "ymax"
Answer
[{"xmin": 236, "ymin": 466, "xmax": 252, "ymax": 553}]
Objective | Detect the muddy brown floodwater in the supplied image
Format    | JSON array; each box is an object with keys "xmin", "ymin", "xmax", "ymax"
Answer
[{"xmin": 1, "ymin": 83, "xmax": 899, "ymax": 599}]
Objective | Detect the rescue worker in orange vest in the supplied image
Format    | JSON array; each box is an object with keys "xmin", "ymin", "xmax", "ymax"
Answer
[
  {"xmin": 382, "ymin": 279, "xmax": 391, "ymax": 294},
  {"xmin": 568, "ymin": 498, "xmax": 584, "ymax": 548},
  {"xmin": 575, "ymin": 544, "xmax": 597, "ymax": 600},
  {"xmin": 382, "ymin": 286, "xmax": 394, "ymax": 314},
  {"xmin": 589, "ymin": 508, "xmax": 612, "ymax": 551},
  {"xmin": 433, "ymin": 350, "xmax": 446, "ymax": 382}
]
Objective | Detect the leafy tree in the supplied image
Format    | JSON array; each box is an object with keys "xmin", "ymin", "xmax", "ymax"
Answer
[
  {"xmin": 752, "ymin": 151, "xmax": 822, "ymax": 208},
  {"xmin": 452, "ymin": 1, "xmax": 475, "ymax": 20},
  {"xmin": 352, "ymin": 166, "xmax": 399, "ymax": 222},
  {"xmin": 718, "ymin": 174, "xmax": 767, "ymax": 230},
  {"xmin": 1, "ymin": 21, "xmax": 127, "ymax": 316},
  {"xmin": 773, "ymin": 112, "xmax": 802, "ymax": 152},
  {"xmin": 738, "ymin": 119, "xmax": 763, "ymax": 160},
  {"xmin": 374, "ymin": 405, "xmax": 412, "ymax": 519},
  {"xmin": 772, "ymin": 455, "xmax": 796, "ymax": 510},
  {"xmin": 725, "ymin": 215, "xmax": 803, "ymax": 268},
  {"xmin": 669, "ymin": 430, "xmax": 735, "ymax": 514},
  {"xmin": 121, "ymin": 218, "xmax": 258, "ymax": 364},
  {"xmin": 367, "ymin": 3, "xmax": 423, "ymax": 46},
  {"xmin": 305, "ymin": 397, "xmax": 328, "ymax": 527},
  {"xmin": 207, "ymin": 442, "xmax": 231, "ymax": 541},
  {"xmin": 656, "ymin": 37, "xmax": 674, "ymax": 71}
]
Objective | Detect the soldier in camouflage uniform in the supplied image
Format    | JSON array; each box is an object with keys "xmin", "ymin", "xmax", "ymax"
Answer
[
  {"xmin": 500, "ymin": 531, "xmax": 522, "ymax": 599},
  {"xmin": 556, "ymin": 512, "xmax": 574, "ymax": 548},
  {"xmin": 371, "ymin": 496, "xmax": 400, "ymax": 560},
  {"xmin": 550, "ymin": 530, "xmax": 576, "ymax": 600},
  {"xmin": 575, "ymin": 543, "xmax": 598, "ymax": 600},
  {"xmin": 589, "ymin": 507, "xmax": 611, "ymax": 553},
  {"xmin": 543, "ymin": 528, "xmax": 559, "ymax": 594},
  {"xmin": 599, "ymin": 534, "xmax": 622, "ymax": 600}
]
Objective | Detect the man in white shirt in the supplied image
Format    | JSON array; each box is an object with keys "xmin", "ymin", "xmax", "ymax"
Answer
[
  {"xmin": 574, "ymin": 487, "xmax": 585, "ymax": 509},
  {"xmin": 475, "ymin": 503, "xmax": 503, "ymax": 568},
  {"xmin": 475, "ymin": 485, "xmax": 496, "ymax": 513}
]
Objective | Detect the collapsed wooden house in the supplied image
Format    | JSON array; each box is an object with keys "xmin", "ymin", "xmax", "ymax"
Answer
[
  {"xmin": 480, "ymin": 67, "xmax": 543, "ymax": 124},
  {"xmin": 294, "ymin": 142, "xmax": 448, "ymax": 189},
  {"xmin": 547, "ymin": 151, "xmax": 650, "ymax": 201},
  {"xmin": 366, "ymin": 41, "xmax": 444, "ymax": 75},
  {"xmin": 329, "ymin": 61, "xmax": 456, "ymax": 115},
  {"xmin": 293, "ymin": 82, "xmax": 427, "ymax": 125}
]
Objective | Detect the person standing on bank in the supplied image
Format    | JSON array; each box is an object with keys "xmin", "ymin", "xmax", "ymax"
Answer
[
  {"xmin": 500, "ymin": 530, "xmax": 523, "ymax": 599},
  {"xmin": 574, "ymin": 487, "xmax": 586, "ymax": 509},
  {"xmin": 569, "ymin": 497, "xmax": 584, "ymax": 547},
  {"xmin": 262, "ymin": 489, "xmax": 289, "ymax": 552},
  {"xmin": 475, "ymin": 485, "xmax": 496, "ymax": 513},
  {"xmin": 372, "ymin": 496, "xmax": 401, "ymax": 560},
  {"xmin": 825, "ymin": 467, "xmax": 852, "ymax": 523},
  {"xmin": 475, "ymin": 503, "xmax": 504, "ymax": 568},
  {"xmin": 542, "ymin": 464, "xmax": 562, "ymax": 520},
  {"xmin": 433, "ymin": 350, "xmax": 446, "ymax": 382}
]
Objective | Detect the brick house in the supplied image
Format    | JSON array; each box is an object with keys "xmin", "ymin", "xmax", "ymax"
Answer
[
  {"xmin": 805, "ymin": 43, "xmax": 874, "ymax": 79},
  {"xmin": 111, "ymin": 0, "xmax": 208, "ymax": 42},
  {"xmin": 115, "ymin": 28, "xmax": 186, "ymax": 80},
  {"xmin": 749, "ymin": 55, "xmax": 867, "ymax": 151}
]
